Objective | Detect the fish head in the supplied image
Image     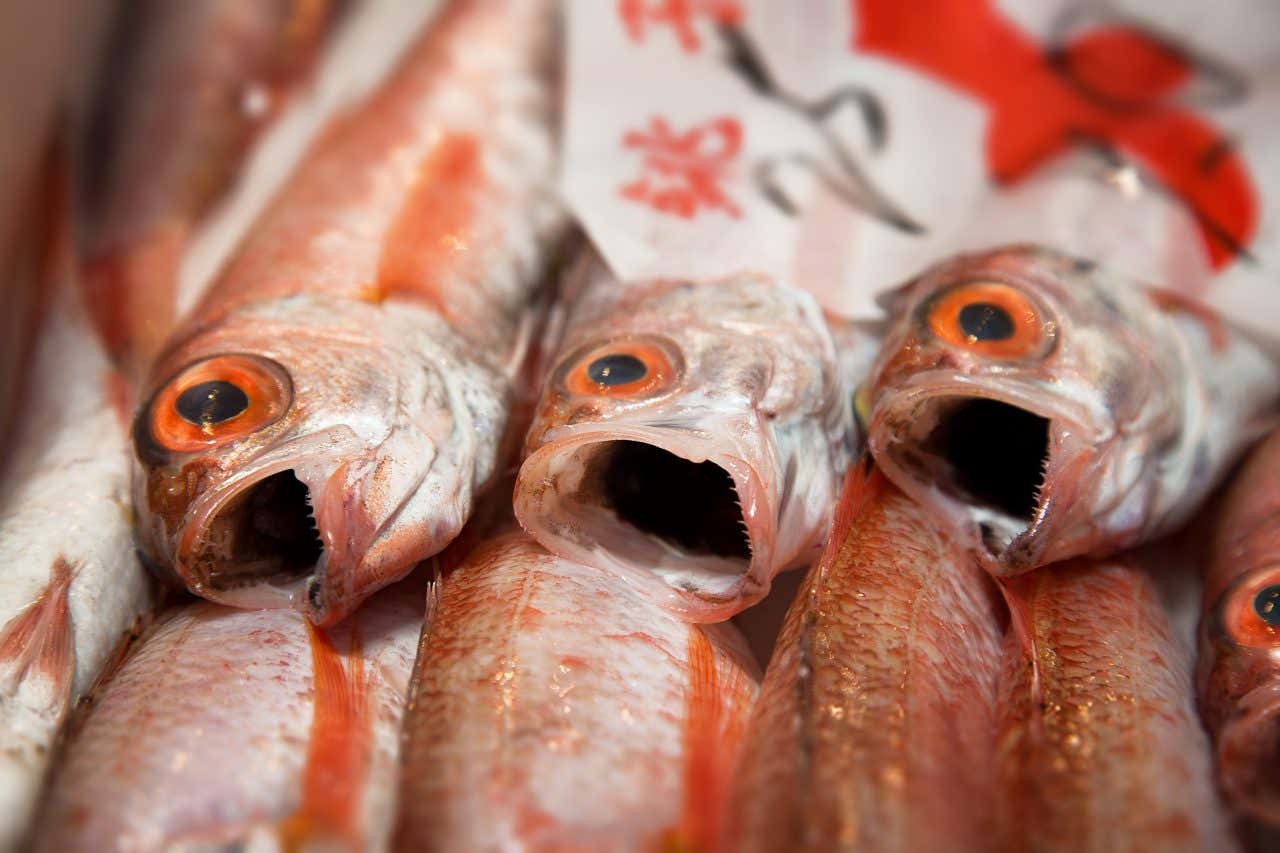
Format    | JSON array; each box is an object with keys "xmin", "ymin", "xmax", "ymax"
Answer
[
  {"xmin": 1200, "ymin": 561, "xmax": 1280, "ymax": 820},
  {"xmin": 516, "ymin": 275, "xmax": 852, "ymax": 621},
  {"xmin": 132, "ymin": 297, "xmax": 505, "ymax": 624},
  {"xmin": 866, "ymin": 244, "xmax": 1179, "ymax": 574}
]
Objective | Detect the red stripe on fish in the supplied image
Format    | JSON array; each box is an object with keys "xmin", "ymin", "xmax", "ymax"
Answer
[
  {"xmin": 371, "ymin": 133, "xmax": 483, "ymax": 309},
  {"xmin": 81, "ymin": 222, "xmax": 186, "ymax": 375},
  {"xmin": 670, "ymin": 628, "xmax": 753, "ymax": 852},
  {"xmin": 0, "ymin": 557, "xmax": 76, "ymax": 708},
  {"xmin": 278, "ymin": 620, "xmax": 372, "ymax": 847}
]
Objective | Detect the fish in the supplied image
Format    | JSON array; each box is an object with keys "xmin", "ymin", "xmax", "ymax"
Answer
[
  {"xmin": 863, "ymin": 244, "xmax": 1280, "ymax": 576},
  {"xmin": 1198, "ymin": 428, "xmax": 1280, "ymax": 826},
  {"xmin": 0, "ymin": 139, "xmax": 62, "ymax": 454},
  {"xmin": 725, "ymin": 460, "xmax": 1004, "ymax": 852},
  {"xmin": 32, "ymin": 579, "xmax": 421, "ymax": 851},
  {"xmin": 997, "ymin": 557, "xmax": 1234, "ymax": 851},
  {"xmin": 0, "ymin": 6, "xmax": 345, "ymax": 835},
  {"xmin": 131, "ymin": 0, "xmax": 568, "ymax": 625},
  {"xmin": 77, "ymin": 0, "xmax": 345, "ymax": 381},
  {"xmin": 514, "ymin": 249, "xmax": 861, "ymax": 622},
  {"xmin": 0, "ymin": 149, "xmax": 156, "ymax": 847},
  {"xmin": 394, "ymin": 531, "xmax": 759, "ymax": 851}
]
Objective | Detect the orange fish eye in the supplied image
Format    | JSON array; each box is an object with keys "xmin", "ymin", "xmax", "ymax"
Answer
[
  {"xmin": 146, "ymin": 355, "xmax": 292, "ymax": 455},
  {"xmin": 924, "ymin": 280, "xmax": 1054, "ymax": 359},
  {"xmin": 561, "ymin": 337, "xmax": 680, "ymax": 400},
  {"xmin": 1218, "ymin": 567, "xmax": 1280, "ymax": 649}
]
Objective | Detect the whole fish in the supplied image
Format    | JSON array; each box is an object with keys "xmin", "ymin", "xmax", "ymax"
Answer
[
  {"xmin": 395, "ymin": 531, "xmax": 759, "ymax": 851},
  {"xmin": 515, "ymin": 250, "xmax": 858, "ymax": 622},
  {"xmin": 33, "ymin": 579, "xmax": 421, "ymax": 851},
  {"xmin": 726, "ymin": 461, "xmax": 1003, "ymax": 852},
  {"xmin": 1198, "ymin": 429, "xmax": 1280, "ymax": 825},
  {"xmin": 131, "ymin": 0, "xmax": 567, "ymax": 625},
  {"xmin": 863, "ymin": 244, "xmax": 1280, "ymax": 576},
  {"xmin": 78, "ymin": 0, "xmax": 344, "ymax": 381},
  {"xmin": 997, "ymin": 557, "xmax": 1234, "ymax": 851}
]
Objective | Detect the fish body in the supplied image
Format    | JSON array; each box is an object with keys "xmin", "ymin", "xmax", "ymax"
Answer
[
  {"xmin": 865, "ymin": 244, "xmax": 1280, "ymax": 575},
  {"xmin": 998, "ymin": 558, "xmax": 1233, "ymax": 851},
  {"xmin": 131, "ymin": 0, "xmax": 567, "ymax": 624},
  {"xmin": 79, "ymin": 0, "xmax": 344, "ymax": 381},
  {"xmin": 394, "ymin": 532, "xmax": 759, "ymax": 851},
  {"xmin": 515, "ymin": 250, "xmax": 858, "ymax": 622},
  {"xmin": 726, "ymin": 462, "xmax": 1003, "ymax": 852},
  {"xmin": 1198, "ymin": 429, "xmax": 1280, "ymax": 825},
  {"xmin": 0, "ymin": 164, "xmax": 152, "ymax": 847},
  {"xmin": 33, "ymin": 579, "xmax": 421, "ymax": 851}
]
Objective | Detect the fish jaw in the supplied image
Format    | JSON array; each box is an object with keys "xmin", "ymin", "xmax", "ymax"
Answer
[
  {"xmin": 134, "ymin": 298, "xmax": 510, "ymax": 624},
  {"xmin": 1199, "ymin": 559, "xmax": 1280, "ymax": 825},
  {"xmin": 1215, "ymin": 683, "xmax": 1280, "ymax": 824},
  {"xmin": 869, "ymin": 244, "xmax": 1280, "ymax": 575},
  {"xmin": 868, "ymin": 370, "xmax": 1110, "ymax": 575},
  {"xmin": 514, "ymin": 417, "xmax": 776, "ymax": 622},
  {"xmin": 516, "ymin": 266, "xmax": 854, "ymax": 621}
]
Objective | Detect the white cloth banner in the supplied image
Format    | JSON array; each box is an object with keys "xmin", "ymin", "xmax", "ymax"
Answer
[{"xmin": 563, "ymin": 0, "xmax": 1280, "ymax": 343}]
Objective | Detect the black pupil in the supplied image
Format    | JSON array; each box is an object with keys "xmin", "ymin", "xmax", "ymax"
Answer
[
  {"xmin": 1254, "ymin": 585, "xmax": 1280, "ymax": 627},
  {"xmin": 175, "ymin": 380, "xmax": 250, "ymax": 427},
  {"xmin": 957, "ymin": 302, "xmax": 1016, "ymax": 341},
  {"xmin": 586, "ymin": 353, "xmax": 647, "ymax": 387}
]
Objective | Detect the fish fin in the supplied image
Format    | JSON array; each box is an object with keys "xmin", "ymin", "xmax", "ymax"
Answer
[
  {"xmin": 0, "ymin": 557, "xmax": 76, "ymax": 720},
  {"xmin": 827, "ymin": 454, "xmax": 887, "ymax": 553},
  {"xmin": 278, "ymin": 621, "xmax": 372, "ymax": 849},
  {"xmin": 996, "ymin": 572, "xmax": 1044, "ymax": 713},
  {"xmin": 1145, "ymin": 285, "xmax": 1228, "ymax": 352},
  {"xmin": 669, "ymin": 627, "xmax": 756, "ymax": 853}
]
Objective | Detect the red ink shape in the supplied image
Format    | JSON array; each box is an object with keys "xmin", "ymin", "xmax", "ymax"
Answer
[
  {"xmin": 619, "ymin": 0, "xmax": 744, "ymax": 52},
  {"xmin": 853, "ymin": 0, "xmax": 1256, "ymax": 268},
  {"xmin": 621, "ymin": 116, "xmax": 745, "ymax": 219}
]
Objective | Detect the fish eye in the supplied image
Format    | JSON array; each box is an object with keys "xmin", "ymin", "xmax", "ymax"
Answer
[
  {"xmin": 925, "ymin": 280, "xmax": 1055, "ymax": 359},
  {"xmin": 561, "ymin": 337, "xmax": 680, "ymax": 400},
  {"xmin": 145, "ymin": 354, "xmax": 292, "ymax": 454},
  {"xmin": 1217, "ymin": 568, "xmax": 1280, "ymax": 648},
  {"xmin": 1255, "ymin": 585, "xmax": 1280, "ymax": 627}
]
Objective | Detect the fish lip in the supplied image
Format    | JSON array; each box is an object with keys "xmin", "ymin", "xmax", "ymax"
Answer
[
  {"xmin": 868, "ymin": 372, "xmax": 1100, "ymax": 573},
  {"xmin": 174, "ymin": 425, "xmax": 364, "ymax": 609},
  {"xmin": 1217, "ymin": 682, "xmax": 1280, "ymax": 822},
  {"xmin": 514, "ymin": 421, "xmax": 775, "ymax": 622}
]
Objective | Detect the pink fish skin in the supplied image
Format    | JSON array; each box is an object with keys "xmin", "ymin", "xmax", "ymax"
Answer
[
  {"xmin": 32, "ymin": 580, "xmax": 421, "ymax": 851},
  {"xmin": 515, "ymin": 250, "xmax": 861, "ymax": 622},
  {"xmin": 130, "ymin": 0, "xmax": 567, "ymax": 625},
  {"xmin": 864, "ymin": 245, "xmax": 1279, "ymax": 577},
  {"xmin": 998, "ymin": 557, "xmax": 1235, "ymax": 851},
  {"xmin": 394, "ymin": 532, "xmax": 759, "ymax": 852},
  {"xmin": 78, "ymin": 0, "xmax": 344, "ymax": 382},
  {"xmin": 1198, "ymin": 429, "xmax": 1280, "ymax": 826},
  {"xmin": 726, "ymin": 461, "xmax": 1004, "ymax": 852}
]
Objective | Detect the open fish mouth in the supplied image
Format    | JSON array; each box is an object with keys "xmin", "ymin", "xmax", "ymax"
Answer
[
  {"xmin": 870, "ymin": 381, "xmax": 1097, "ymax": 570},
  {"xmin": 183, "ymin": 469, "xmax": 323, "ymax": 595},
  {"xmin": 516, "ymin": 427, "xmax": 766, "ymax": 618},
  {"xmin": 916, "ymin": 397, "xmax": 1050, "ymax": 523},
  {"xmin": 173, "ymin": 427, "xmax": 362, "ymax": 608}
]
